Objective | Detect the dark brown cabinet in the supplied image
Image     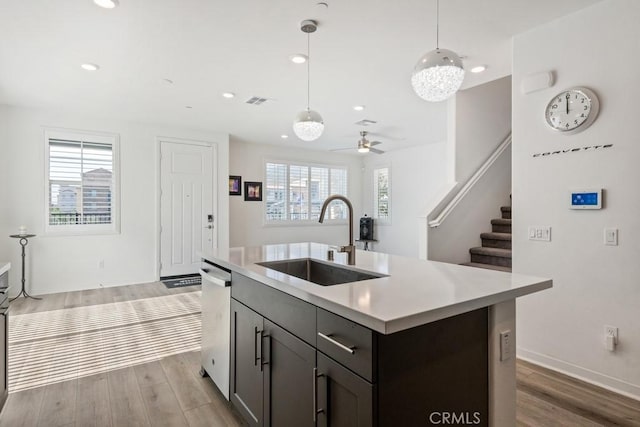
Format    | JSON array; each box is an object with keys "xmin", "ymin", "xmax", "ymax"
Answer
[
  {"xmin": 230, "ymin": 300, "xmax": 264, "ymax": 427},
  {"xmin": 264, "ymin": 319, "xmax": 315, "ymax": 427},
  {"xmin": 231, "ymin": 299, "xmax": 316, "ymax": 427},
  {"xmin": 229, "ymin": 272, "xmax": 488, "ymax": 427},
  {"xmin": 0, "ymin": 272, "xmax": 8, "ymax": 410},
  {"xmin": 316, "ymin": 352, "xmax": 373, "ymax": 427}
]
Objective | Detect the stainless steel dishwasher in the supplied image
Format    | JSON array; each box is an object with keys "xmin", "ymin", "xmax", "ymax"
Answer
[{"xmin": 199, "ymin": 260, "xmax": 232, "ymax": 400}]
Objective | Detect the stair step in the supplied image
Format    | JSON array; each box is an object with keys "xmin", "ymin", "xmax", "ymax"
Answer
[
  {"xmin": 461, "ymin": 262, "xmax": 512, "ymax": 273},
  {"xmin": 501, "ymin": 206, "xmax": 511, "ymax": 219},
  {"xmin": 481, "ymin": 232, "xmax": 512, "ymax": 249},
  {"xmin": 480, "ymin": 232, "xmax": 511, "ymax": 241},
  {"xmin": 469, "ymin": 247, "xmax": 512, "ymax": 258},
  {"xmin": 491, "ymin": 218, "xmax": 511, "ymax": 233},
  {"xmin": 469, "ymin": 247, "xmax": 512, "ymax": 268}
]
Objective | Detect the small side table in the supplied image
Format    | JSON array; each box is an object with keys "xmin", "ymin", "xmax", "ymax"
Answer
[
  {"xmin": 356, "ymin": 239, "xmax": 378, "ymax": 251},
  {"xmin": 9, "ymin": 234, "xmax": 41, "ymax": 301}
]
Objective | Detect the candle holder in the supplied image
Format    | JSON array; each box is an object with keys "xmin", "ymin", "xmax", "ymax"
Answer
[{"xmin": 8, "ymin": 234, "xmax": 41, "ymax": 301}]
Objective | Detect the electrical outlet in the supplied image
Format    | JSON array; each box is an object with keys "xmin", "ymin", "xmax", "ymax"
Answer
[
  {"xmin": 604, "ymin": 325, "xmax": 618, "ymax": 351},
  {"xmin": 500, "ymin": 330, "xmax": 512, "ymax": 361}
]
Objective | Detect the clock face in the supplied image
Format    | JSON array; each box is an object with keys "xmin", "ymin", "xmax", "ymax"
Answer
[{"xmin": 545, "ymin": 87, "xmax": 599, "ymax": 135}]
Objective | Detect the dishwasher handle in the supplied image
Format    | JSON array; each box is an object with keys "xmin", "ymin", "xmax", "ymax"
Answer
[{"xmin": 199, "ymin": 267, "xmax": 231, "ymax": 287}]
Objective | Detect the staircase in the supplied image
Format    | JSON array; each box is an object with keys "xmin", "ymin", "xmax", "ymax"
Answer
[{"xmin": 462, "ymin": 206, "xmax": 512, "ymax": 272}]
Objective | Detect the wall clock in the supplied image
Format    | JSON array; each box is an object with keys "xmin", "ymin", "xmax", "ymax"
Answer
[{"xmin": 544, "ymin": 87, "xmax": 599, "ymax": 135}]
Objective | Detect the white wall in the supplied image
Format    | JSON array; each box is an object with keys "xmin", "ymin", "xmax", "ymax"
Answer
[
  {"xmin": 0, "ymin": 105, "xmax": 229, "ymax": 295},
  {"xmin": 229, "ymin": 139, "xmax": 363, "ymax": 249},
  {"xmin": 362, "ymin": 143, "xmax": 447, "ymax": 258},
  {"xmin": 0, "ymin": 106, "xmax": 8, "ymax": 264},
  {"xmin": 455, "ymin": 76, "xmax": 512, "ymax": 183},
  {"xmin": 513, "ymin": 0, "xmax": 640, "ymax": 398},
  {"xmin": 425, "ymin": 76, "xmax": 512, "ymax": 263}
]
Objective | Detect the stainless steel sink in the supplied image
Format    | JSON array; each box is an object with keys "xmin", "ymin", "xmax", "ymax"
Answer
[{"xmin": 256, "ymin": 258, "xmax": 387, "ymax": 286}]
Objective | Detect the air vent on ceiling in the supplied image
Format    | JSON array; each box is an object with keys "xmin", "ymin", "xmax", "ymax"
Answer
[
  {"xmin": 246, "ymin": 96, "xmax": 269, "ymax": 105},
  {"xmin": 355, "ymin": 119, "xmax": 377, "ymax": 126}
]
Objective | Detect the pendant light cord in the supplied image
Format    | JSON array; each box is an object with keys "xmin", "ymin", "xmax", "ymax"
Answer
[
  {"xmin": 436, "ymin": 0, "xmax": 439, "ymax": 49},
  {"xmin": 307, "ymin": 33, "xmax": 311, "ymax": 110}
]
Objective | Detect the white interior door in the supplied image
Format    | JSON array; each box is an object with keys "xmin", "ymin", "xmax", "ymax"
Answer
[{"xmin": 160, "ymin": 140, "xmax": 215, "ymax": 277}]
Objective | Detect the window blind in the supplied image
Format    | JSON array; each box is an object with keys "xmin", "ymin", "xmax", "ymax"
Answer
[
  {"xmin": 373, "ymin": 167, "xmax": 390, "ymax": 220},
  {"xmin": 48, "ymin": 138, "xmax": 114, "ymax": 226},
  {"xmin": 265, "ymin": 161, "xmax": 348, "ymax": 222}
]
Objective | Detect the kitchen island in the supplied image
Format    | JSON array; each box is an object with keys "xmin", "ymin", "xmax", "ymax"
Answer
[{"xmin": 201, "ymin": 242, "xmax": 552, "ymax": 427}]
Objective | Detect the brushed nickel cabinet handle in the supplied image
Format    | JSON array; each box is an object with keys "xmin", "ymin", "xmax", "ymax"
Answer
[
  {"xmin": 318, "ymin": 332, "xmax": 356, "ymax": 354},
  {"xmin": 313, "ymin": 368, "xmax": 325, "ymax": 422}
]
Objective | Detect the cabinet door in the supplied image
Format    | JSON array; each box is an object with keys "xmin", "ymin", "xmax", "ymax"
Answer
[
  {"xmin": 230, "ymin": 300, "xmax": 264, "ymax": 427},
  {"xmin": 0, "ymin": 297, "xmax": 7, "ymax": 410},
  {"xmin": 263, "ymin": 320, "xmax": 315, "ymax": 427},
  {"xmin": 316, "ymin": 352, "xmax": 373, "ymax": 427}
]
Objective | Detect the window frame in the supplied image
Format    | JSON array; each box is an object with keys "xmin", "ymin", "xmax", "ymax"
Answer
[
  {"xmin": 372, "ymin": 165, "xmax": 391, "ymax": 224},
  {"xmin": 263, "ymin": 159, "xmax": 349, "ymax": 226},
  {"xmin": 44, "ymin": 128, "xmax": 121, "ymax": 236}
]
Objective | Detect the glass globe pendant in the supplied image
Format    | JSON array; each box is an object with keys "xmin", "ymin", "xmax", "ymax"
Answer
[
  {"xmin": 293, "ymin": 20, "xmax": 324, "ymax": 141},
  {"xmin": 293, "ymin": 109, "xmax": 324, "ymax": 142},
  {"xmin": 411, "ymin": 48, "xmax": 465, "ymax": 102},
  {"xmin": 411, "ymin": 0, "xmax": 465, "ymax": 102}
]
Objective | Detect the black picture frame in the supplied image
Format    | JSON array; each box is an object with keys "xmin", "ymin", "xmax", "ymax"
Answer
[
  {"xmin": 244, "ymin": 181, "xmax": 262, "ymax": 201},
  {"xmin": 229, "ymin": 175, "xmax": 242, "ymax": 196}
]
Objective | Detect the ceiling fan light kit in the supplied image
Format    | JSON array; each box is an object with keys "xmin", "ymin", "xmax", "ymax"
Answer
[
  {"xmin": 411, "ymin": 0, "xmax": 465, "ymax": 102},
  {"xmin": 293, "ymin": 20, "xmax": 325, "ymax": 141}
]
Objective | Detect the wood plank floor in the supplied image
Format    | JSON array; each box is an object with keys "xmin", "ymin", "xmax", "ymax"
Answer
[{"xmin": 1, "ymin": 282, "xmax": 638, "ymax": 426}]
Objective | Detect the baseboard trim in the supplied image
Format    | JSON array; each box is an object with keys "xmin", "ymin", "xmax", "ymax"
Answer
[{"xmin": 518, "ymin": 347, "xmax": 640, "ymax": 401}]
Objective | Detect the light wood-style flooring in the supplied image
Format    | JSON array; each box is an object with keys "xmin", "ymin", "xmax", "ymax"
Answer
[
  {"xmin": 517, "ymin": 359, "xmax": 640, "ymax": 426},
  {"xmin": 1, "ymin": 282, "xmax": 638, "ymax": 426}
]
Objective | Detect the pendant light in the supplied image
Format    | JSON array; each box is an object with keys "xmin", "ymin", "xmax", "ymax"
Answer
[
  {"xmin": 411, "ymin": 0, "xmax": 465, "ymax": 102},
  {"xmin": 293, "ymin": 20, "xmax": 324, "ymax": 141}
]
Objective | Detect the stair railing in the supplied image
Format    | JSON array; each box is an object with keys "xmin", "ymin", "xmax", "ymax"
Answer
[{"xmin": 428, "ymin": 133, "xmax": 512, "ymax": 228}]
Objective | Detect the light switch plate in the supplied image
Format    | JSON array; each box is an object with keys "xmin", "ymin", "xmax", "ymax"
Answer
[
  {"xmin": 528, "ymin": 226, "xmax": 551, "ymax": 242},
  {"xmin": 604, "ymin": 228, "xmax": 618, "ymax": 246}
]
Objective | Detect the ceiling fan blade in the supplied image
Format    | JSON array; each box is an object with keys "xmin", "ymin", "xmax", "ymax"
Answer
[
  {"xmin": 369, "ymin": 140, "xmax": 382, "ymax": 146},
  {"xmin": 369, "ymin": 148, "xmax": 385, "ymax": 154},
  {"xmin": 330, "ymin": 147, "xmax": 355, "ymax": 152},
  {"xmin": 365, "ymin": 131, "xmax": 405, "ymax": 141}
]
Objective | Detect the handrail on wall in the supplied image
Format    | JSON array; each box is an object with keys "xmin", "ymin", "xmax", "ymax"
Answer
[{"xmin": 428, "ymin": 133, "xmax": 512, "ymax": 228}]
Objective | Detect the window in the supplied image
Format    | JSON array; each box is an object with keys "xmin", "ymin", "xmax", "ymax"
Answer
[
  {"xmin": 265, "ymin": 161, "xmax": 348, "ymax": 222},
  {"xmin": 45, "ymin": 129, "xmax": 119, "ymax": 233},
  {"xmin": 373, "ymin": 167, "xmax": 390, "ymax": 220}
]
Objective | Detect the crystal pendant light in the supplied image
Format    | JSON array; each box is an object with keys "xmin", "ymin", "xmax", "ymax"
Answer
[
  {"xmin": 411, "ymin": 0, "xmax": 465, "ymax": 102},
  {"xmin": 293, "ymin": 20, "xmax": 324, "ymax": 141}
]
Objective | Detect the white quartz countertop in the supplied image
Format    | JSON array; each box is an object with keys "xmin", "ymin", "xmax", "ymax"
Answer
[
  {"xmin": 201, "ymin": 243, "xmax": 552, "ymax": 334},
  {"xmin": 0, "ymin": 262, "xmax": 10, "ymax": 276}
]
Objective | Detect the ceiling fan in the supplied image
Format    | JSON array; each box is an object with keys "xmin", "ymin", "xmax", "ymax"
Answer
[{"xmin": 332, "ymin": 131, "xmax": 385, "ymax": 154}]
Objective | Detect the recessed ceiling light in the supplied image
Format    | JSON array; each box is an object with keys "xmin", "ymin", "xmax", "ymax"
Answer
[
  {"xmin": 93, "ymin": 0, "xmax": 119, "ymax": 9},
  {"xmin": 222, "ymin": 92, "xmax": 235, "ymax": 99},
  {"xmin": 353, "ymin": 105, "xmax": 365, "ymax": 112},
  {"xmin": 289, "ymin": 54, "xmax": 308, "ymax": 64},
  {"xmin": 471, "ymin": 65, "xmax": 487, "ymax": 73},
  {"xmin": 281, "ymin": 134, "xmax": 289, "ymax": 139},
  {"xmin": 81, "ymin": 63, "xmax": 100, "ymax": 71}
]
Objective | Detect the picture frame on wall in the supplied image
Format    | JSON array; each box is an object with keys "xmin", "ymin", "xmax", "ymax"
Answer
[
  {"xmin": 244, "ymin": 181, "xmax": 262, "ymax": 201},
  {"xmin": 229, "ymin": 175, "xmax": 242, "ymax": 196}
]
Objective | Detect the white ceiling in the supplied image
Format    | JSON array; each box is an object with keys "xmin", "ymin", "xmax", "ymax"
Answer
[{"xmin": 0, "ymin": 0, "xmax": 602, "ymax": 153}]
